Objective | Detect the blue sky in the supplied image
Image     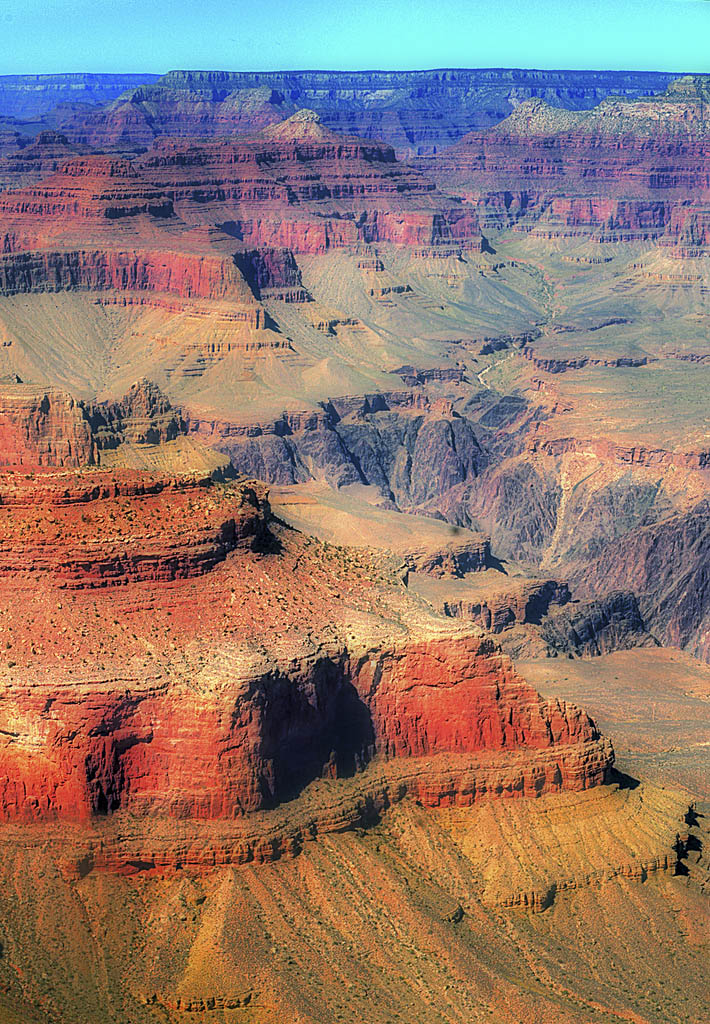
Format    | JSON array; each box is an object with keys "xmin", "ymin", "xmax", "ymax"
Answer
[{"xmin": 1, "ymin": 0, "xmax": 708, "ymax": 75}]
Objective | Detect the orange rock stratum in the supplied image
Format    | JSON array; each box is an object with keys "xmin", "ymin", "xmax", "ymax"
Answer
[{"xmin": 0, "ymin": 462, "xmax": 611, "ymax": 843}]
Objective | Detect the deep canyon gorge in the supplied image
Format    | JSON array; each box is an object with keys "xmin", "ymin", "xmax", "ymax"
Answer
[{"xmin": 0, "ymin": 66, "xmax": 706, "ymax": 1024}]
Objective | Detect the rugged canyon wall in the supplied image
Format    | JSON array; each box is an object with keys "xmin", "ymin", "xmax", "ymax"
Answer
[
  {"xmin": 0, "ymin": 73, "xmax": 160, "ymax": 120},
  {"xmin": 0, "ymin": 79, "xmax": 707, "ymax": 671},
  {"xmin": 424, "ymin": 77, "xmax": 710, "ymax": 248},
  {"xmin": 0, "ymin": 628, "xmax": 611, "ymax": 826},
  {"xmin": 0, "ymin": 393, "xmax": 613, "ymax": 835},
  {"xmin": 36, "ymin": 69, "xmax": 678, "ymax": 157},
  {"xmin": 0, "ymin": 67, "xmax": 708, "ymax": 1024}
]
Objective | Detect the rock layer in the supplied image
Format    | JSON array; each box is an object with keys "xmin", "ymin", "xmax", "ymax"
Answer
[
  {"xmin": 44, "ymin": 69, "xmax": 678, "ymax": 157},
  {"xmin": 0, "ymin": 631, "xmax": 611, "ymax": 824}
]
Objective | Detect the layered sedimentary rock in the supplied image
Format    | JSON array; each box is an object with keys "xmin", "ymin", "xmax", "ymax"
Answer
[
  {"xmin": 88, "ymin": 378, "xmax": 185, "ymax": 449},
  {"xmin": 0, "ymin": 469, "xmax": 266, "ymax": 587},
  {"xmin": 435, "ymin": 577, "xmax": 570, "ymax": 634},
  {"xmin": 402, "ymin": 532, "xmax": 491, "ymax": 577},
  {"xmin": 0, "ymin": 130, "xmax": 90, "ymax": 188},
  {"xmin": 0, "ymin": 66, "xmax": 708, "ymax": 1024},
  {"xmin": 0, "ymin": 389, "xmax": 612, "ymax": 831},
  {"xmin": 0, "ymin": 114, "xmax": 482, "ymax": 361},
  {"xmin": 46, "ymin": 69, "xmax": 677, "ymax": 157},
  {"xmin": 0, "ymin": 625, "xmax": 611, "ymax": 825},
  {"xmin": 0, "ymin": 73, "xmax": 160, "ymax": 120},
  {"xmin": 132, "ymin": 110, "xmax": 482, "ymax": 253},
  {"xmin": 0, "ymin": 155, "xmax": 175, "ymax": 243},
  {"xmin": 0, "ymin": 378, "xmax": 191, "ymax": 469},
  {"xmin": 0, "ymin": 381, "xmax": 94, "ymax": 467},
  {"xmin": 426, "ymin": 76, "xmax": 710, "ymax": 246},
  {"xmin": 45, "ymin": 103, "xmax": 454, "ymax": 257},
  {"xmin": 0, "ymin": 248, "xmax": 259, "ymax": 304},
  {"xmin": 0, "ymin": 781, "xmax": 705, "ymax": 1024}
]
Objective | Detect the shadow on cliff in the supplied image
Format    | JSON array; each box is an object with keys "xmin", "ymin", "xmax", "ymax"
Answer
[
  {"xmin": 255, "ymin": 525, "xmax": 283, "ymax": 556},
  {"xmin": 685, "ymin": 803, "xmax": 703, "ymax": 828},
  {"xmin": 262, "ymin": 663, "xmax": 376, "ymax": 808},
  {"xmin": 608, "ymin": 767, "xmax": 640, "ymax": 791}
]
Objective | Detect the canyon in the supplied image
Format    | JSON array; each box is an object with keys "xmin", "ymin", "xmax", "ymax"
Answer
[
  {"xmin": 0, "ymin": 69, "xmax": 706, "ymax": 1024},
  {"xmin": 0, "ymin": 69, "xmax": 678, "ymax": 159}
]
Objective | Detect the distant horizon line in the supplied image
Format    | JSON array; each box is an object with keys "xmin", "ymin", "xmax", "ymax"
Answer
[{"xmin": 0, "ymin": 66, "xmax": 704, "ymax": 79}]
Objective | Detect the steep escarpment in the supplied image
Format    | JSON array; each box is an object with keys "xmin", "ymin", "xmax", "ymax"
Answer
[
  {"xmin": 189, "ymin": 395, "xmax": 486, "ymax": 508},
  {"xmin": 0, "ymin": 381, "xmax": 94, "ymax": 467},
  {"xmin": 538, "ymin": 591, "xmax": 655, "ymax": 657},
  {"xmin": 0, "ymin": 114, "xmax": 480, "ymax": 258},
  {"xmin": 0, "ymin": 155, "xmax": 175, "ymax": 240},
  {"xmin": 0, "ymin": 248, "xmax": 261, "ymax": 305},
  {"xmin": 46, "ymin": 68, "xmax": 677, "ymax": 156},
  {"xmin": 0, "ymin": 130, "xmax": 90, "ymax": 189},
  {"xmin": 0, "ymin": 117, "xmax": 483, "ymax": 359},
  {"xmin": 459, "ymin": 428, "xmax": 710, "ymax": 660},
  {"xmin": 425, "ymin": 77, "xmax": 710, "ymax": 246},
  {"xmin": 575, "ymin": 505, "xmax": 710, "ymax": 661},
  {"xmin": 0, "ymin": 628, "xmax": 610, "ymax": 825},
  {"xmin": 0, "ymin": 378, "xmax": 209, "ymax": 468},
  {"xmin": 0, "ymin": 384, "xmax": 613, "ymax": 829}
]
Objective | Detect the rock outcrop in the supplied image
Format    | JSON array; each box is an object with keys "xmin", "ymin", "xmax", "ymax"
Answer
[
  {"xmin": 0, "ymin": 628, "xmax": 612, "ymax": 824},
  {"xmin": 190, "ymin": 396, "xmax": 486, "ymax": 508},
  {"xmin": 0, "ymin": 381, "xmax": 94, "ymax": 467},
  {"xmin": 0, "ymin": 469, "xmax": 267, "ymax": 587},
  {"xmin": 132, "ymin": 114, "xmax": 483, "ymax": 253},
  {"xmin": 402, "ymin": 532, "xmax": 491, "ymax": 577},
  {"xmin": 576, "ymin": 505, "xmax": 710, "ymax": 661},
  {"xmin": 426, "ymin": 78, "xmax": 710, "ymax": 247},
  {"xmin": 0, "ymin": 391, "xmax": 613, "ymax": 830},
  {"xmin": 436, "ymin": 578, "xmax": 570, "ymax": 634},
  {"xmin": 539, "ymin": 591, "xmax": 655, "ymax": 657},
  {"xmin": 0, "ymin": 248, "xmax": 258, "ymax": 304}
]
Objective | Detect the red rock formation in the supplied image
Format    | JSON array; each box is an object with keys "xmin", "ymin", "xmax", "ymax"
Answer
[
  {"xmin": 0, "ymin": 398, "xmax": 612, "ymax": 829},
  {"xmin": 0, "ymin": 113, "xmax": 483, "ymax": 352},
  {"xmin": 425, "ymin": 79, "xmax": 710, "ymax": 243},
  {"xmin": 0, "ymin": 130, "xmax": 91, "ymax": 190},
  {"xmin": 0, "ymin": 155, "xmax": 174, "ymax": 247},
  {"xmin": 663, "ymin": 203, "xmax": 710, "ymax": 256},
  {"xmin": 0, "ymin": 248, "xmax": 258, "ymax": 305},
  {"xmin": 57, "ymin": 82, "xmax": 293, "ymax": 150},
  {"xmin": 0, "ymin": 630, "xmax": 611, "ymax": 825},
  {"xmin": 64, "ymin": 740, "xmax": 613, "ymax": 874},
  {"xmin": 0, "ymin": 383, "xmax": 94, "ymax": 467},
  {"xmin": 356, "ymin": 637, "xmax": 600, "ymax": 760},
  {"xmin": 0, "ymin": 112, "xmax": 481, "ymax": 258},
  {"xmin": 131, "ymin": 111, "xmax": 483, "ymax": 253},
  {"xmin": 0, "ymin": 469, "xmax": 267, "ymax": 587}
]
